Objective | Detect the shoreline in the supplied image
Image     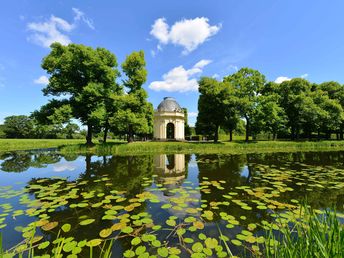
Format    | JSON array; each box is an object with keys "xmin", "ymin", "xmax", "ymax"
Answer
[{"xmin": 2, "ymin": 139, "xmax": 344, "ymax": 155}]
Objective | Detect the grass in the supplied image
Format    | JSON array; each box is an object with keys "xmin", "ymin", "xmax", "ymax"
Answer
[
  {"xmin": 2, "ymin": 138, "xmax": 344, "ymax": 155},
  {"xmin": 0, "ymin": 139, "xmax": 85, "ymax": 152},
  {"xmin": 60, "ymin": 140, "xmax": 344, "ymax": 156},
  {"xmin": 262, "ymin": 205, "xmax": 344, "ymax": 258}
]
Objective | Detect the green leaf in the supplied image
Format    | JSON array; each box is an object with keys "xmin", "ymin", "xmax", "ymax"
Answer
[
  {"xmin": 79, "ymin": 219, "xmax": 95, "ymax": 226},
  {"xmin": 157, "ymin": 247, "xmax": 169, "ymax": 257},
  {"xmin": 192, "ymin": 242, "xmax": 203, "ymax": 253},
  {"xmin": 62, "ymin": 223, "xmax": 71, "ymax": 233}
]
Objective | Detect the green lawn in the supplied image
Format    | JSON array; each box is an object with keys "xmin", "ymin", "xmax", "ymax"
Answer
[
  {"xmin": 2, "ymin": 138, "xmax": 344, "ymax": 155},
  {"xmin": 60, "ymin": 140, "xmax": 344, "ymax": 156},
  {"xmin": 0, "ymin": 139, "xmax": 85, "ymax": 152}
]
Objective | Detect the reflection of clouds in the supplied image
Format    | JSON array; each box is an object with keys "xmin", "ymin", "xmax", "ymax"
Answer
[
  {"xmin": 53, "ymin": 163, "xmax": 77, "ymax": 172},
  {"xmin": 188, "ymin": 162, "xmax": 198, "ymax": 168}
]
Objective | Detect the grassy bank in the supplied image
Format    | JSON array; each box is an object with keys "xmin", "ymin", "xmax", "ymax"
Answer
[
  {"xmin": 2, "ymin": 139, "xmax": 344, "ymax": 155},
  {"xmin": 0, "ymin": 139, "xmax": 85, "ymax": 152},
  {"xmin": 60, "ymin": 140, "xmax": 344, "ymax": 156}
]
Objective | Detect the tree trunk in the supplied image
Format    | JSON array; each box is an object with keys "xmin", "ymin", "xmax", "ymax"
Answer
[
  {"xmin": 127, "ymin": 124, "xmax": 134, "ymax": 143},
  {"xmin": 103, "ymin": 121, "xmax": 109, "ymax": 143},
  {"xmin": 229, "ymin": 130, "xmax": 233, "ymax": 142},
  {"xmin": 214, "ymin": 125, "xmax": 219, "ymax": 143},
  {"xmin": 272, "ymin": 132, "xmax": 276, "ymax": 141},
  {"xmin": 85, "ymin": 154, "xmax": 91, "ymax": 178},
  {"xmin": 291, "ymin": 126, "xmax": 295, "ymax": 140},
  {"xmin": 245, "ymin": 117, "xmax": 250, "ymax": 142},
  {"xmin": 86, "ymin": 124, "xmax": 93, "ymax": 145}
]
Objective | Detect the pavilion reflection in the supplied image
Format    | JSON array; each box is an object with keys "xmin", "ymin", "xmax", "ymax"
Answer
[{"xmin": 153, "ymin": 154, "xmax": 186, "ymax": 196}]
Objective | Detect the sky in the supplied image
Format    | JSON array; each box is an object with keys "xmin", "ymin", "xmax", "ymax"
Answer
[{"xmin": 1, "ymin": 0, "xmax": 344, "ymax": 126}]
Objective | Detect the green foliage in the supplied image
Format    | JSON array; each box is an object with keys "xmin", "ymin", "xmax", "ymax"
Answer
[
  {"xmin": 196, "ymin": 68, "xmax": 344, "ymax": 141},
  {"xmin": 110, "ymin": 51, "xmax": 153, "ymax": 142},
  {"xmin": 0, "ymin": 125, "xmax": 6, "ymax": 138},
  {"xmin": 196, "ymin": 77, "xmax": 226, "ymax": 142},
  {"xmin": 263, "ymin": 206, "xmax": 344, "ymax": 258},
  {"xmin": 3, "ymin": 115, "xmax": 34, "ymax": 138},
  {"xmin": 183, "ymin": 108, "xmax": 192, "ymax": 137},
  {"xmin": 224, "ymin": 67, "xmax": 266, "ymax": 141},
  {"xmin": 39, "ymin": 43, "xmax": 121, "ymax": 144}
]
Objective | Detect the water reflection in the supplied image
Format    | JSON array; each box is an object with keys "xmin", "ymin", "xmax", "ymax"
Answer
[
  {"xmin": 154, "ymin": 154, "xmax": 187, "ymax": 196},
  {"xmin": 1, "ymin": 151, "xmax": 344, "ymax": 256}
]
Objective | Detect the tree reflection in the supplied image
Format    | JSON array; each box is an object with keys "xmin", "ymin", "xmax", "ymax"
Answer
[{"xmin": 0, "ymin": 151, "xmax": 63, "ymax": 172}]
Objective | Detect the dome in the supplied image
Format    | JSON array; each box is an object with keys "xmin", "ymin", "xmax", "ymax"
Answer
[{"xmin": 157, "ymin": 97, "xmax": 183, "ymax": 112}]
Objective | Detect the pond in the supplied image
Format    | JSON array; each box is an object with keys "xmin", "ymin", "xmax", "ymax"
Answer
[{"xmin": 0, "ymin": 150, "xmax": 344, "ymax": 257}]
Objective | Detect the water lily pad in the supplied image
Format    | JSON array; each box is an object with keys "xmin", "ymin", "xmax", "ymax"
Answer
[{"xmin": 79, "ymin": 219, "xmax": 95, "ymax": 226}]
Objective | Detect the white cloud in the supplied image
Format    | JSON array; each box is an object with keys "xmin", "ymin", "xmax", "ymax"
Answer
[
  {"xmin": 34, "ymin": 75, "xmax": 49, "ymax": 85},
  {"xmin": 274, "ymin": 73, "xmax": 309, "ymax": 84},
  {"xmin": 149, "ymin": 60, "xmax": 211, "ymax": 92},
  {"xmin": 194, "ymin": 59, "xmax": 212, "ymax": 69},
  {"xmin": 301, "ymin": 73, "xmax": 309, "ymax": 79},
  {"xmin": 150, "ymin": 17, "xmax": 221, "ymax": 54},
  {"xmin": 228, "ymin": 64, "xmax": 238, "ymax": 72},
  {"xmin": 274, "ymin": 76, "xmax": 291, "ymax": 84},
  {"xmin": 53, "ymin": 163, "xmax": 77, "ymax": 172},
  {"xmin": 188, "ymin": 112, "xmax": 198, "ymax": 117},
  {"xmin": 72, "ymin": 8, "xmax": 95, "ymax": 30},
  {"xmin": 27, "ymin": 8, "xmax": 94, "ymax": 48}
]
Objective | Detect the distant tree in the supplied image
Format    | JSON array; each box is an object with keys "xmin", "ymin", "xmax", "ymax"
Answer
[
  {"xmin": 312, "ymin": 85, "xmax": 344, "ymax": 139},
  {"xmin": 0, "ymin": 125, "xmax": 5, "ymax": 138},
  {"xmin": 278, "ymin": 78, "xmax": 313, "ymax": 140},
  {"xmin": 183, "ymin": 108, "xmax": 192, "ymax": 137},
  {"xmin": 224, "ymin": 68, "xmax": 266, "ymax": 142},
  {"xmin": 252, "ymin": 94, "xmax": 287, "ymax": 140},
  {"xmin": 220, "ymin": 81, "xmax": 239, "ymax": 141},
  {"xmin": 63, "ymin": 123, "xmax": 80, "ymax": 139},
  {"xmin": 3, "ymin": 115, "xmax": 34, "ymax": 138},
  {"xmin": 319, "ymin": 82, "xmax": 344, "ymax": 139},
  {"xmin": 109, "ymin": 51, "xmax": 153, "ymax": 142},
  {"xmin": 39, "ymin": 43, "xmax": 120, "ymax": 145},
  {"xmin": 196, "ymin": 77, "xmax": 224, "ymax": 143}
]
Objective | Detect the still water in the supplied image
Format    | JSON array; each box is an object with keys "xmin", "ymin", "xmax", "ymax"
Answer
[{"xmin": 0, "ymin": 151, "xmax": 344, "ymax": 257}]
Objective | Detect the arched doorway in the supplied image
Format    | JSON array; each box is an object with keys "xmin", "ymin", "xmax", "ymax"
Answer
[{"xmin": 166, "ymin": 123, "xmax": 175, "ymax": 140}]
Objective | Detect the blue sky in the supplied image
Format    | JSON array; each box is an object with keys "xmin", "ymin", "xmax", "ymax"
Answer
[{"xmin": 1, "ymin": 0, "xmax": 344, "ymax": 126}]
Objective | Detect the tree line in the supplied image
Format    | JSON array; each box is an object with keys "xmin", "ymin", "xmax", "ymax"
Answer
[{"xmin": 196, "ymin": 68, "xmax": 344, "ymax": 142}]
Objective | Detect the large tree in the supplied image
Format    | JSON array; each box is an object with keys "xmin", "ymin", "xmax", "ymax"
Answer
[
  {"xmin": 278, "ymin": 78, "xmax": 313, "ymax": 140},
  {"xmin": 221, "ymin": 81, "xmax": 240, "ymax": 141},
  {"xmin": 196, "ymin": 77, "xmax": 225, "ymax": 143},
  {"xmin": 224, "ymin": 68, "xmax": 266, "ymax": 142},
  {"xmin": 110, "ymin": 51, "xmax": 153, "ymax": 142},
  {"xmin": 39, "ymin": 43, "xmax": 120, "ymax": 145}
]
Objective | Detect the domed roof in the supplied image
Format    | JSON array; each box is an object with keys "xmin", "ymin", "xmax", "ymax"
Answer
[{"xmin": 157, "ymin": 97, "xmax": 183, "ymax": 112}]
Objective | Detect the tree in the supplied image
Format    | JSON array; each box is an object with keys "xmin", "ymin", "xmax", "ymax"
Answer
[
  {"xmin": 278, "ymin": 78, "xmax": 312, "ymax": 140},
  {"xmin": 312, "ymin": 85, "xmax": 344, "ymax": 139},
  {"xmin": 319, "ymin": 82, "xmax": 344, "ymax": 139},
  {"xmin": 3, "ymin": 115, "xmax": 34, "ymax": 138},
  {"xmin": 221, "ymin": 81, "xmax": 240, "ymax": 141},
  {"xmin": 39, "ymin": 43, "xmax": 120, "ymax": 145},
  {"xmin": 0, "ymin": 125, "xmax": 5, "ymax": 138},
  {"xmin": 196, "ymin": 77, "xmax": 224, "ymax": 143},
  {"xmin": 110, "ymin": 51, "xmax": 153, "ymax": 142},
  {"xmin": 224, "ymin": 68, "xmax": 266, "ymax": 142},
  {"xmin": 183, "ymin": 108, "xmax": 192, "ymax": 137},
  {"xmin": 252, "ymin": 94, "xmax": 287, "ymax": 140},
  {"xmin": 63, "ymin": 123, "xmax": 80, "ymax": 139}
]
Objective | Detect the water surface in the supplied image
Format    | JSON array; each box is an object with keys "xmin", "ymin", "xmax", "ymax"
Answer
[{"xmin": 1, "ymin": 150, "xmax": 344, "ymax": 257}]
